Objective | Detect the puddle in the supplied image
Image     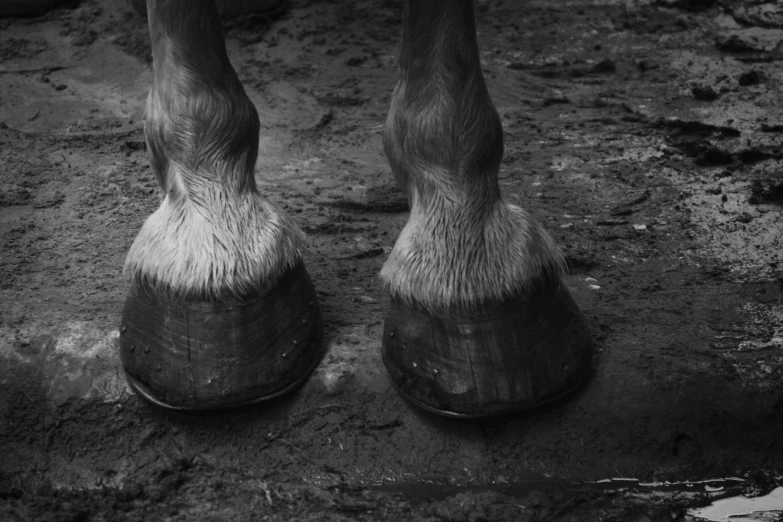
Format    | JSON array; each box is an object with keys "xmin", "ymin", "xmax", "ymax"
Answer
[
  {"xmin": 587, "ymin": 477, "xmax": 748, "ymax": 493},
  {"xmin": 371, "ymin": 476, "xmax": 783, "ymax": 521},
  {"xmin": 377, "ymin": 476, "xmax": 783, "ymax": 521},
  {"xmin": 370, "ymin": 476, "xmax": 751, "ymax": 502},
  {"xmin": 689, "ymin": 486, "xmax": 783, "ymax": 522}
]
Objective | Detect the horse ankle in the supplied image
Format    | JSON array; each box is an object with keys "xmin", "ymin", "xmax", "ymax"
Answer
[
  {"xmin": 384, "ymin": 0, "xmax": 504, "ymax": 207},
  {"xmin": 144, "ymin": 86, "xmax": 260, "ymax": 200},
  {"xmin": 146, "ymin": 0, "xmax": 259, "ymax": 200}
]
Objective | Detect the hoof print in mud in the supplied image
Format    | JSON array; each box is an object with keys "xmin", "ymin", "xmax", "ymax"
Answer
[
  {"xmin": 382, "ymin": 276, "xmax": 593, "ymax": 418},
  {"xmin": 119, "ymin": 262, "xmax": 324, "ymax": 410}
]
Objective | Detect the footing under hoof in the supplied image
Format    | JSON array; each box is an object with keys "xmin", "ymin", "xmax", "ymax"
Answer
[
  {"xmin": 120, "ymin": 262, "xmax": 324, "ymax": 410},
  {"xmin": 382, "ymin": 277, "xmax": 593, "ymax": 418}
]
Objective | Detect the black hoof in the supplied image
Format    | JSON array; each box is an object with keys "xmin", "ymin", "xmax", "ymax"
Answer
[
  {"xmin": 382, "ymin": 276, "xmax": 593, "ymax": 418},
  {"xmin": 120, "ymin": 262, "xmax": 324, "ymax": 410}
]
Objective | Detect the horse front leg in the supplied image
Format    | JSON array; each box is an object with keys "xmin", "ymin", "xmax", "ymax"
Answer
[
  {"xmin": 381, "ymin": 0, "xmax": 593, "ymax": 417},
  {"xmin": 119, "ymin": 0, "xmax": 323, "ymax": 410}
]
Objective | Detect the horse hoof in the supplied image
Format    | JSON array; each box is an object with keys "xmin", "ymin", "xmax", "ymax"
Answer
[
  {"xmin": 382, "ymin": 276, "xmax": 593, "ymax": 418},
  {"xmin": 119, "ymin": 262, "xmax": 324, "ymax": 410}
]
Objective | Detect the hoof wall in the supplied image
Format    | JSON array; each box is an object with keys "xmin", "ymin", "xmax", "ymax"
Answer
[
  {"xmin": 382, "ymin": 277, "xmax": 593, "ymax": 418},
  {"xmin": 120, "ymin": 263, "xmax": 324, "ymax": 410}
]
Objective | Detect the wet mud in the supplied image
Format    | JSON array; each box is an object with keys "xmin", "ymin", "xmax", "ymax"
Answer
[{"xmin": 1, "ymin": 0, "xmax": 783, "ymax": 520}]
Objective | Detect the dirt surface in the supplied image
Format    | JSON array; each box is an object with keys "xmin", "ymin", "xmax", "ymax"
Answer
[{"xmin": 1, "ymin": 0, "xmax": 783, "ymax": 520}]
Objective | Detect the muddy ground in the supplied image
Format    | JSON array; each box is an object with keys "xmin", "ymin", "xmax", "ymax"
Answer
[{"xmin": 1, "ymin": 0, "xmax": 783, "ymax": 520}]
